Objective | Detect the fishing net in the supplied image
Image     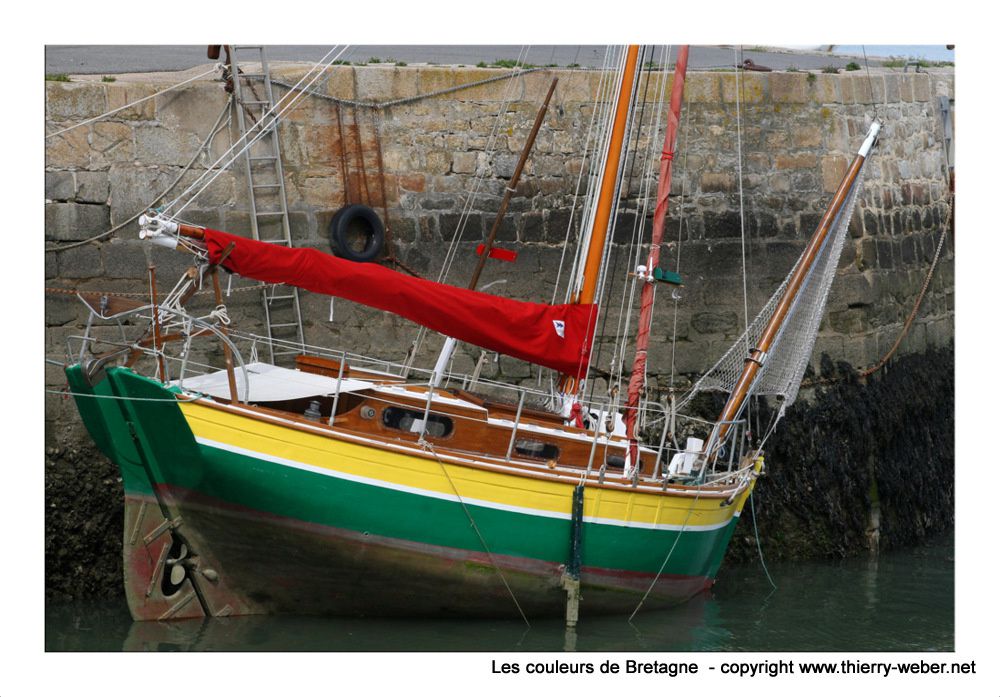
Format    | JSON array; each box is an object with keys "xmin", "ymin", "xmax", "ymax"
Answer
[{"xmin": 679, "ymin": 163, "xmax": 867, "ymax": 412}]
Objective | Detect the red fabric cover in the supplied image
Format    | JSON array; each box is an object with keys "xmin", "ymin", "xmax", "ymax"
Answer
[
  {"xmin": 475, "ymin": 244, "xmax": 518, "ymax": 262},
  {"xmin": 204, "ymin": 229, "xmax": 596, "ymax": 378}
]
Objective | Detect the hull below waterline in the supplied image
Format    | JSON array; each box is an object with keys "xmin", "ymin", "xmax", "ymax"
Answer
[
  {"xmin": 126, "ymin": 490, "xmax": 719, "ymax": 619},
  {"xmin": 69, "ymin": 365, "xmax": 755, "ymax": 621}
]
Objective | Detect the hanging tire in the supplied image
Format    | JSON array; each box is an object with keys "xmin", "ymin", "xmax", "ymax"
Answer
[{"xmin": 328, "ymin": 204, "xmax": 384, "ymax": 263}]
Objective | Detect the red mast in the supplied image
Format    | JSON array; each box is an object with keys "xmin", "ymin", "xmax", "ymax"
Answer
[{"xmin": 623, "ymin": 46, "xmax": 690, "ymax": 470}]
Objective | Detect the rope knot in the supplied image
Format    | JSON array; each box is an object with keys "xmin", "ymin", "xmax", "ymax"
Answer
[{"xmin": 209, "ymin": 304, "xmax": 231, "ymax": 326}]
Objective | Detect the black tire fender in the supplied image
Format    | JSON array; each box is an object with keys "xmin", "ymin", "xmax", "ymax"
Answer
[{"xmin": 328, "ymin": 204, "xmax": 385, "ymax": 263}]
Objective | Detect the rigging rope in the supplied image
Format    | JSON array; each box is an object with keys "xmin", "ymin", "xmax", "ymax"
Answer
[
  {"xmin": 161, "ymin": 46, "xmax": 350, "ymax": 218},
  {"xmin": 750, "ymin": 491, "xmax": 778, "ymax": 590},
  {"xmin": 735, "ymin": 46, "xmax": 751, "ymax": 352},
  {"xmin": 628, "ymin": 481, "xmax": 705, "ymax": 621},
  {"xmin": 667, "ymin": 104, "xmax": 691, "ymax": 391},
  {"xmin": 404, "ymin": 47, "xmax": 533, "ymax": 368},
  {"xmin": 45, "ymin": 66, "xmax": 221, "ymax": 139},
  {"xmin": 420, "ymin": 441, "xmax": 531, "ymax": 627},
  {"xmin": 45, "ymin": 95, "xmax": 233, "ymax": 253}
]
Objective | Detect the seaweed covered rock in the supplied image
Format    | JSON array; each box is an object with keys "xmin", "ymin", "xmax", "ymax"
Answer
[
  {"xmin": 45, "ymin": 441, "xmax": 124, "ymax": 602},
  {"xmin": 725, "ymin": 344, "xmax": 954, "ymax": 563}
]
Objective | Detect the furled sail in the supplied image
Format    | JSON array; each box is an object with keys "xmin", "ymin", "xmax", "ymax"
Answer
[{"xmin": 203, "ymin": 229, "xmax": 596, "ymax": 378}]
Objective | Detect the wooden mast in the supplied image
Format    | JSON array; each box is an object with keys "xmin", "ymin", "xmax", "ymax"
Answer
[
  {"xmin": 575, "ymin": 45, "xmax": 641, "ymax": 306},
  {"xmin": 705, "ymin": 121, "xmax": 882, "ymax": 458},
  {"xmin": 469, "ymin": 77, "xmax": 558, "ymax": 290},
  {"xmin": 622, "ymin": 45, "xmax": 689, "ymax": 470},
  {"xmin": 560, "ymin": 45, "xmax": 641, "ymax": 396},
  {"xmin": 427, "ymin": 77, "xmax": 559, "ymax": 388}
]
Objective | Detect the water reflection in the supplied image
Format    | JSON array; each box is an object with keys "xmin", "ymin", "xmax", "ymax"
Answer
[{"xmin": 46, "ymin": 535, "xmax": 953, "ymax": 652}]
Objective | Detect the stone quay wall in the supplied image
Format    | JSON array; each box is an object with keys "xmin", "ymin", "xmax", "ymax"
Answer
[{"xmin": 45, "ymin": 64, "xmax": 955, "ymax": 442}]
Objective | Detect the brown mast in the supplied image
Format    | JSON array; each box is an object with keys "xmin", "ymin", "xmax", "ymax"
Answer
[
  {"xmin": 623, "ymin": 45, "xmax": 690, "ymax": 468},
  {"xmin": 706, "ymin": 121, "xmax": 882, "ymax": 457},
  {"xmin": 575, "ymin": 45, "xmax": 641, "ymax": 307},
  {"xmin": 468, "ymin": 76, "xmax": 558, "ymax": 291},
  {"xmin": 561, "ymin": 45, "xmax": 641, "ymax": 395}
]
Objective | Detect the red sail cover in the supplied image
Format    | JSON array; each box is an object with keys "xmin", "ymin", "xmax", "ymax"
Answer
[{"xmin": 203, "ymin": 229, "xmax": 596, "ymax": 378}]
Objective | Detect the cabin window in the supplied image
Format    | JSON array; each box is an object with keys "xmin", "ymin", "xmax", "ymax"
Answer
[
  {"xmin": 381, "ymin": 407, "xmax": 454, "ymax": 438},
  {"xmin": 514, "ymin": 439, "xmax": 560, "ymax": 461}
]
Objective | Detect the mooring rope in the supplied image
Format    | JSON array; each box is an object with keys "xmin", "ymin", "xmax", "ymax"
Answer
[
  {"xmin": 45, "ymin": 283, "xmax": 279, "ymax": 300},
  {"xmin": 750, "ymin": 491, "xmax": 777, "ymax": 590},
  {"xmin": 419, "ymin": 440, "xmax": 531, "ymax": 627},
  {"xmin": 627, "ymin": 482, "xmax": 704, "ymax": 622}
]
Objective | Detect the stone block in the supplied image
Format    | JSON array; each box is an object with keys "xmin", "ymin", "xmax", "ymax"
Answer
[
  {"xmin": 45, "ymin": 202, "xmax": 111, "ymax": 242},
  {"xmin": 102, "ymin": 238, "xmax": 150, "ymax": 280},
  {"xmin": 827, "ymin": 307, "xmax": 868, "ymax": 334},
  {"xmin": 775, "ymin": 152, "xmax": 818, "ymax": 170},
  {"xmin": 75, "ymin": 171, "xmax": 110, "ymax": 203},
  {"xmin": 45, "ymin": 293, "xmax": 87, "ymax": 327},
  {"xmin": 883, "ymin": 74, "xmax": 901, "ymax": 104},
  {"xmin": 56, "ymin": 244, "xmax": 104, "ymax": 279},
  {"xmin": 720, "ymin": 73, "xmax": 766, "ymax": 104},
  {"xmin": 297, "ymin": 172, "xmax": 345, "ymax": 207},
  {"xmin": 175, "ymin": 169, "xmax": 237, "ymax": 208},
  {"xmin": 849, "ymin": 75, "xmax": 874, "ymax": 105},
  {"xmin": 900, "ymin": 235, "xmax": 917, "ymax": 265},
  {"xmin": 521, "ymin": 211, "xmax": 544, "ymax": 243},
  {"xmin": 769, "ymin": 173, "xmax": 791, "ymax": 194},
  {"xmin": 700, "ymin": 172, "xmax": 736, "ymax": 193},
  {"xmin": 88, "ymin": 122, "xmax": 135, "ymax": 168},
  {"xmin": 793, "ymin": 124, "xmax": 823, "ymax": 149},
  {"xmin": 811, "ymin": 334, "xmax": 846, "ymax": 367},
  {"xmin": 452, "ymin": 151, "xmax": 478, "ymax": 175},
  {"xmin": 829, "ymin": 272, "xmax": 875, "ymax": 309},
  {"xmin": 46, "ymin": 82, "xmax": 108, "ymax": 121},
  {"xmin": 106, "ymin": 166, "xmax": 171, "ymax": 225},
  {"xmin": 424, "ymin": 149, "xmax": 451, "ymax": 175},
  {"xmin": 924, "ymin": 317, "xmax": 954, "ymax": 348},
  {"xmin": 811, "ymin": 74, "xmax": 841, "ymax": 104},
  {"xmin": 394, "ymin": 173, "xmax": 426, "ymax": 194},
  {"xmin": 691, "ymin": 311, "xmax": 738, "ymax": 335},
  {"xmin": 106, "ymin": 83, "xmax": 157, "ymax": 120},
  {"xmin": 702, "ymin": 211, "xmax": 744, "ymax": 239},
  {"xmin": 791, "ymin": 171, "xmax": 820, "ymax": 193},
  {"xmin": 438, "ymin": 212, "xmax": 484, "ymax": 242},
  {"xmin": 322, "ymin": 67, "xmax": 357, "ymax": 100},
  {"xmin": 134, "ymin": 125, "xmax": 200, "ymax": 167},
  {"xmin": 419, "ymin": 193, "xmax": 459, "ymax": 211},
  {"xmin": 685, "ymin": 73, "xmax": 720, "ymax": 104},
  {"xmin": 494, "ymin": 214, "xmax": 519, "ymax": 243},
  {"xmin": 45, "ymin": 129, "xmax": 90, "ymax": 169},
  {"xmin": 288, "ymin": 211, "xmax": 317, "ymax": 244},
  {"xmin": 46, "ymin": 171, "xmax": 75, "ymax": 201},
  {"xmin": 912, "ymin": 74, "xmax": 931, "ymax": 102},
  {"xmin": 612, "ymin": 210, "xmax": 639, "ymax": 245},
  {"xmin": 545, "ymin": 208, "xmax": 576, "ymax": 244},
  {"xmin": 769, "ymin": 73, "xmax": 809, "ymax": 103},
  {"xmin": 857, "ymin": 238, "xmax": 877, "ymax": 271}
]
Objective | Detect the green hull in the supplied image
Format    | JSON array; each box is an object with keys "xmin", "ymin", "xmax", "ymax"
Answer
[{"xmin": 67, "ymin": 365, "xmax": 746, "ymax": 620}]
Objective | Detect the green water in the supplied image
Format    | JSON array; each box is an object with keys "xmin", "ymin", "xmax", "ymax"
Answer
[{"xmin": 45, "ymin": 534, "xmax": 953, "ymax": 652}]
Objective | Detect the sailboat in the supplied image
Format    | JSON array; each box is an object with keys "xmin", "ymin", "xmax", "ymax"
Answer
[{"xmin": 63, "ymin": 45, "xmax": 880, "ymax": 622}]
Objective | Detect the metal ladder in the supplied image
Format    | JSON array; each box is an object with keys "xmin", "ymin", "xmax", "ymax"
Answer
[{"xmin": 229, "ymin": 45, "xmax": 305, "ymax": 365}]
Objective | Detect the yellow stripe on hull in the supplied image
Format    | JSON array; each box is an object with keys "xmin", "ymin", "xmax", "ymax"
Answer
[{"xmin": 180, "ymin": 400, "xmax": 745, "ymax": 530}]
